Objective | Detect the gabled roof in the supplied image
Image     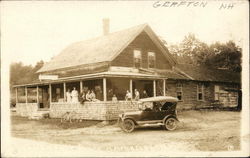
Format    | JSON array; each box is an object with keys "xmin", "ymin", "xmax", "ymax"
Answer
[
  {"xmin": 175, "ymin": 64, "xmax": 241, "ymax": 83},
  {"xmin": 38, "ymin": 24, "xmax": 176, "ymax": 73}
]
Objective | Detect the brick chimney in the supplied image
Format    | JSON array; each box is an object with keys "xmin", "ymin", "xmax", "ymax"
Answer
[{"xmin": 102, "ymin": 18, "xmax": 110, "ymax": 35}]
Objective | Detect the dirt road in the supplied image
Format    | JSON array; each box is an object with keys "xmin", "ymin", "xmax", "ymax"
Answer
[{"xmin": 9, "ymin": 110, "xmax": 241, "ymax": 156}]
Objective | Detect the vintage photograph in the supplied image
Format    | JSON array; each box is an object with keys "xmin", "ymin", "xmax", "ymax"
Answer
[{"xmin": 1, "ymin": 0, "xmax": 249, "ymax": 157}]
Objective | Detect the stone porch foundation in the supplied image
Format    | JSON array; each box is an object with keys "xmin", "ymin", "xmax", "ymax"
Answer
[{"xmin": 16, "ymin": 101, "xmax": 140, "ymax": 120}]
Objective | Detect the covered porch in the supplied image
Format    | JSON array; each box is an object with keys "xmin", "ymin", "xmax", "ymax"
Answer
[{"xmin": 14, "ymin": 72, "xmax": 167, "ymax": 120}]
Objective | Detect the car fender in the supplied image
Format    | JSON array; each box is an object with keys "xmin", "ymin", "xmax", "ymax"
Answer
[
  {"xmin": 163, "ymin": 115, "xmax": 179, "ymax": 123},
  {"xmin": 122, "ymin": 117, "xmax": 138, "ymax": 125}
]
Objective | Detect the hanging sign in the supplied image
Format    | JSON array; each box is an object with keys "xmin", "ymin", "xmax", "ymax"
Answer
[{"xmin": 39, "ymin": 74, "xmax": 58, "ymax": 80}]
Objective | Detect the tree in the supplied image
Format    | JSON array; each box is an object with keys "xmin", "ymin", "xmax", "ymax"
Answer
[
  {"xmin": 10, "ymin": 60, "xmax": 44, "ymax": 87},
  {"xmin": 10, "ymin": 62, "xmax": 33, "ymax": 86},
  {"xmin": 31, "ymin": 60, "xmax": 44, "ymax": 81},
  {"xmin": 168, "ymin": 33, "xmax": 242, "ymax": 72},
  {"xmin": 206, "ymin": 41, "xmax": 242, "ymax": 72},
  {"xmin": 168, "ymin": 33, "xmax": 210, "ymax": 65}
]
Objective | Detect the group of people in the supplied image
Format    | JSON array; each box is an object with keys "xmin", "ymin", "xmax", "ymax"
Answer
[
  {"xmin": 80, "ymin": 90, "xmax": 99, "ymax": 103},
  {"xmin": 66, "ymin": 87, "xmax": 149, "ymax": 103},
  {"xmin": 66, "ymin": 87, "xmax": 99, "ymax": 103},
  {"xmin": 125, "ymin": 89, "xmax": 149, "ymax": 101},
  {"xmin": 66, "ymin": 87, "xmax": 79, "ymax": 103}
]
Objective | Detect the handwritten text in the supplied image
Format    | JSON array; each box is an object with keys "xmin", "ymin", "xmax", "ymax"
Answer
[{"xmin": 153, "ymin": 1, "xmax": 208, "ymax": 8}]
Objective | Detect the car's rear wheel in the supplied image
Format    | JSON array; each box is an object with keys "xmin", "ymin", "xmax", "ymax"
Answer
[
  {"xmin": 164, "ymin": 117, "xmax": 177, "ymax": 131},
  {"xmin": 122, "ymin": 119, "xmax": 135, "ymax": 133}
]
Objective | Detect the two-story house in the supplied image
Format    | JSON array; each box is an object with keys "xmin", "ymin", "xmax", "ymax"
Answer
[{"xmin": 13, "ymin": 20, "xmax": 241, "ymax": 120}]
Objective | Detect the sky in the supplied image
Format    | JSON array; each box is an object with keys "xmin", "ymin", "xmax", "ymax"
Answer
[{"xmin": 1, "ymin": 1, "xmax": 249, "ymax": 66}]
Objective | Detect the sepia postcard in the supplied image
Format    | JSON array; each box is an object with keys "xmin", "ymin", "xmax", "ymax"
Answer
[{"xmin": 1, "ymin": 0, "xmax": 249, "ymax": 157}]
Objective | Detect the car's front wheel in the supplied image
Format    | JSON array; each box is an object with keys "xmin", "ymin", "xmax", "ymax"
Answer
[
  {"xmin": 164, "ymin": 117, "xmax": 177, "ymax": 131},
  {"xmin": 122, "ymin": 119, "xmax": 135, "ymax": 133}
]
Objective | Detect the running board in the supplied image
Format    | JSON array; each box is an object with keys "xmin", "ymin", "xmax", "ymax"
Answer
[{"xmin": 139, "ymin": 123, "xmax": 164, "ymax": 127}]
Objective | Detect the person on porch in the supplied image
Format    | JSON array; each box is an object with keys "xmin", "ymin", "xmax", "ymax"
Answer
[
  {"xmin": 90, "ymin": 90, "xmax": 99, "ymax": 102},
  {"xmin": 66, "ymin": 89, "xmax": 71, "ymax": 102},
  {"xmin": 86, "ymin": 90, "xmax": 91, "ymax": 101},
  {"xmin": 125, "ymin": 90, "xmax": 132, "ymax": 101},
  {"xmin": 79, "ymin": 90, "xmax": 86, "ymax": 104},
  {"xmin": 112, "ymin": 94, "xmax": 118, "ymax": 102},
  {"xmin": 142, "ymin": 90, "xmax": 148, "ymax": 98},
  {"xmin": 134, "ymin": 89, "xmax": 140, "ymax": 101},
  {"xmin": 71, "ymin": 87, "xmax": 79, "ymax": 103}
]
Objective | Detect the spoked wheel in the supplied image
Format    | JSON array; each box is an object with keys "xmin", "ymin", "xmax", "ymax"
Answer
[
  {"xmin": 164, "ymin": 118, "xmax": 177, "ymax": 131},
  {"xmin": 122, "ymin": 119, "xmax": 135, "ymax": 133}
]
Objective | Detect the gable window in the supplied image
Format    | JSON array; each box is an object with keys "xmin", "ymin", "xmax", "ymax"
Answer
[
  {"xmin": 214, "ymin": 85, "xmax": 220, "ymax": 101},
  {"xmin": 148, "ymin": 52, "xmax": 156, "ymax": 68},
  {"xmin": 176, "ymin": 83, "xmax": 183, "ymax": 101},
  {"xmin": 197, "ymin": 83, "xmax": 204, "ymax": 101},
  {"xmin": 133, "ymin": 49, "xmax": 142, "ymax": 68}
]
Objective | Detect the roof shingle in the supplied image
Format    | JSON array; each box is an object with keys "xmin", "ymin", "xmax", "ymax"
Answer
[
  {"xmin": 176, "ymin": 64, "xmax": 241, "ymax": 83},
  {"xmin": 38, "ymin": 24, "xmax": 148, "ymax": 73}
]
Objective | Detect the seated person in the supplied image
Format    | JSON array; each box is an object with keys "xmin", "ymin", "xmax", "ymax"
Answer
[
  {"xmin": 85, "ymin": 90, "xmax": 92, "ymax": 101},
  {"xmin": 112, "ymin": 94, "xmax": 118, "ymax": 102},
  {"xmin": 80, "ymin": 91, "xmax": 86, "ymax": 104},
  {"xmin": 90, "ymin": 90, "xmax": 100, "ymax": 102},
  {"xmin": 141, "ymin": 90, "xmax": 148, "ymax": 98}
]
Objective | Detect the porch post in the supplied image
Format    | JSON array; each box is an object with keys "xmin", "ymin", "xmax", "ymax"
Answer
[
  {"xmin": 80, "ymin": 81, "xmax": 83, "ymax": 93},
  {"xmin": 163, "ymin": 79, "xmax": 166, "ymax": 96},
  {"xmin": 63, "ymin": 82, "xmax": 66, "ymax": 100},
  {"xmin": 25, "ymin": 87, "xmax": 28, "ymax": 103},
  {"xmin": 36, "ymin": 86, "xmax": 39, "ymax": 103},
  {"xmin": 103, "ymin": 78, "xmax": 107, "ymax": 101},
  {"xmin": 15, "ymin": 87, "xmax": 18, "ymax": 104},
  {"xmin": 153, "ymin": 80, "xmax": 156, "ymax": 97},
  {"xmin": 130, "ymin": 79, "xmax": 133, "ymax": 97},
  {"xmin": 49, "ymin": 84, "xmax": 52, "ymax": 103}
]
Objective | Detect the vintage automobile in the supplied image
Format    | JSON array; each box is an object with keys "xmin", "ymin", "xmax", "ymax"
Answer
[{"xmin": 118, "ymin": 96, "xmax": 179, "ymax": 132}]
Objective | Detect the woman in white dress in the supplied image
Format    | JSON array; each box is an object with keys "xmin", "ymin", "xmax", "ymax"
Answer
[
  {"xmin": 134, "ymin": 89, "xmax": 140, "ymax": 101},
  {"xmin": 66, "ymin": 89, "xmax": 71, "ymax": 102},
  {"xmin": 71, "ymin": 87, "xmax": 79, "ymax": 103}
]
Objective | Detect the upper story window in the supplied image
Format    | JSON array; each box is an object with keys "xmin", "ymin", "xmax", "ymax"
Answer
[
  {"xmin": 197, "ymin": 83, "xmax": 204, "ymax": 101},
  {"xmin": 176, "ymin": 83, "xmax": 183, "ymax": 101},
  {"xmin": 133, "ymin": 49, "xmax": 142, "ymax": 68},
  {"xmin": 148, "ymin": 52, "xmax": 156, "ymax": 69}
]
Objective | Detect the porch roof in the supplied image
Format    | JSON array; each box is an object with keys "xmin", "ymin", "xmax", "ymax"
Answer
[{"xmin": 13, "ymin": 71, "xmax": 167, "ymax": 87}]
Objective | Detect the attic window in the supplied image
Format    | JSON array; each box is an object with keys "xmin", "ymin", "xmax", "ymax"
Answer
[
  {"xmin": 148, "ymin": 52, "xmax": 156, "ymax": 68},
  {"xmin": 133, "ymin": 49, "xmax": 142, "ymax": 68}
]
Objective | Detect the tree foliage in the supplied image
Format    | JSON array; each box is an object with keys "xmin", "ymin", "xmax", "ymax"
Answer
[
  {"xmin": 10, "ymin": 60, "xmax": 44, "ymax": 86},
  {"xmin": 207, "ymin": 41, "xmax": 242, "ymax": 72},
  {"xmin": 168, "ymin": 33, "xmax": 242, "ymax": 72}
]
